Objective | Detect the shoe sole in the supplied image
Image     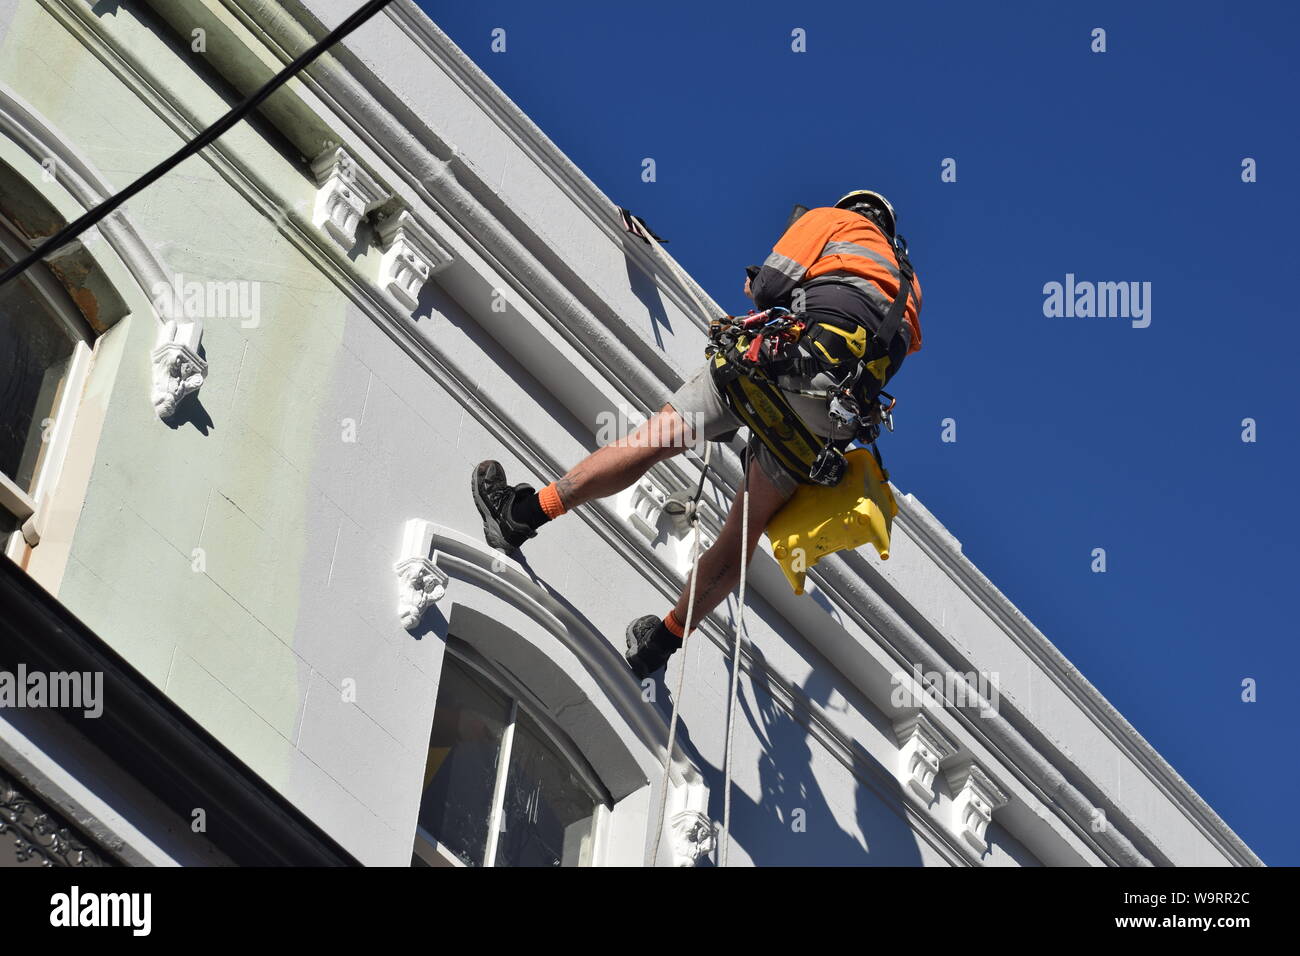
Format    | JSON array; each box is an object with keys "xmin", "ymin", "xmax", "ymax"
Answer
[
  {"xmin": 625, "ymin": 616, "xmax": 659, "ymax": 679},
  {"xmin": 624, "ymin": 618, "xmax": 642, "ymax": 655},
  {"xmin": 471, "ymin": 461, "xmax": 513, "ymax": 552}
]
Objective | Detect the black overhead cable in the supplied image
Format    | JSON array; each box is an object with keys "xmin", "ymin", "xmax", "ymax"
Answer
[{"xmin": 0, "ymin": 0, "xmax": 396, "ymax": 291}]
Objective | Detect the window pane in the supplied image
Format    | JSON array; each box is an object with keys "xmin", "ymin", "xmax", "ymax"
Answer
[
  {"xmin": 494, "ymin": 711, "xmax": 600, "ymax": 867},
  {"xmin": 417, "ymin": 659, "xmax": 510, "ymax": 867},
  {"xmin": 0, "ymin": 263, "xmax": 76, "ymax": 495}
]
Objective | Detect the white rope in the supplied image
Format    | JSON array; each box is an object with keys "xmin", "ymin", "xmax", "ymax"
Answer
[
  {"xmin": 720, "ymin": 461, "xmax": 750, "ymax": 866},
  {"xmin": 648, "ymin": 441, "xmax": 709, "ymax": 866},
  {"xmin": 632, "ymin": 209, "xmax": 753, "ymax": 867}
]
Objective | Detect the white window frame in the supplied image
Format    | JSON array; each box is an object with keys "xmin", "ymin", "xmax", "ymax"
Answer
[
  {"xmin": 0, "ymin": 215, "xmax": 95, "ymax": 557},
  {"xmin": 413, "ymin": 644, "xmax": 612, "ymax": 868}
]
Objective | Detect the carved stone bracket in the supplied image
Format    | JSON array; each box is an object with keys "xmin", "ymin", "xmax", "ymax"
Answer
[
  {"xmin": 663, "ymin": 765, "xmax": 715, "ymax": 867},
  {"xmin": 372, "ymin": 202, "xmax": 453, "ymax": 309},
  {"xmin": 311, "ymin": 147, "xmax": 385, "ymax": 248},
  {"xmin": 151, "ymin": 319, "xmax": 206, "ymax": 420},
  {"xmin": 616, "ymin": 474, "xmax": 713, "ymax": 575},
  {"xmin": 623, "ymin": 477, "xmax": 667, "ymax": 540},
  {"xmin": 893, "ymin": 713, "xmax": 958, "ymax": 804},
  {"xmin": 669, "ymin": 810, "xmax": 716, "ymax": 867},
  {"xmin": 944, "ymin": 761, "xmax": 1009, "ymax": 855},
  {"xmin": 395, "ymin": 518, "xmax": 449, "ymax": 631}
]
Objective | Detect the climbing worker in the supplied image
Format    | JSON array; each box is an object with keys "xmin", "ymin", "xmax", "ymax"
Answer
[{"xmin": 473, "ymin": 189, "xmax": 922, "ymax": 679}]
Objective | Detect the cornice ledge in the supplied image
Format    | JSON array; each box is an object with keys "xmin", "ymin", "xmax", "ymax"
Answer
[
  {"xmin": 806, "ymin": 549, "xmax": 1154, "ymax": 867},
  {"xmin": 374, "ymin": 0, "xmax": 719, "ymax": 332}
]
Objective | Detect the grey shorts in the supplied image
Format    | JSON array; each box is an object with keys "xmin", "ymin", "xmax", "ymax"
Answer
[{"xmin": 667, "ymin": 364, "xmax": 834, "ymax": 500}]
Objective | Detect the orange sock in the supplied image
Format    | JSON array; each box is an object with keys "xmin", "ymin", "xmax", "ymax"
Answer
[
  {"xmin": 538, "ymin": 483, "xmax": 568, "ymax": 520},
  {"xmin": 663, "ymin": 609, "xmax": 687, "ymax": 638}
]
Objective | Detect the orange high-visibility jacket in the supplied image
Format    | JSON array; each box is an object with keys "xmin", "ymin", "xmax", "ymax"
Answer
[{"xmin": 752, "ymin": 206, "xmax": 923, "ymax": 354}]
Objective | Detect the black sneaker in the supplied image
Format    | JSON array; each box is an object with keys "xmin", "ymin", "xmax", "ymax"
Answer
[
  {"xmin": 472, "ymin": 460, "xmax": 537, "ymax": 552},
  {"xmin": 625, "ymin": 614, "xmax": 683, "ymax": 679}
]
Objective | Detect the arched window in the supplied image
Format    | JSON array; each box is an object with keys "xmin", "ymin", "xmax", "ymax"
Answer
[
  {"xmin": 0, "ymin": 215, "xmax": 93, "ymax": 547},
  {"xmin": 414, "ymin": 643, "xmax": 611, "ymax": 867}
]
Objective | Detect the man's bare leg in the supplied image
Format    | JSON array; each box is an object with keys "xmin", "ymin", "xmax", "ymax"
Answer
[
  {"xmin": 626, "ymin": 452, "xmax": 794, "ymax": 678},
  {"xmin": 668, "ymin": 453, "xmax": 794, "ymax": 629},
  {"xmin": 552, "ymin": 403, "xmax": 694, "ymax": 510},
  {"xmin": 473, "ymin": 403, "xmax": 694, "ymax": 551}
]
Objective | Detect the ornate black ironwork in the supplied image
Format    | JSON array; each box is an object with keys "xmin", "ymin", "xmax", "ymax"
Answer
[{"xmin": 0, "ymin": 764, "xmax": 110, "ymax": 867}]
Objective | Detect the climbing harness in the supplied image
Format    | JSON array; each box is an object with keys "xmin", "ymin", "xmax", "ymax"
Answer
[{"xmin": 706, "ymin": 306, "xmax": 899, "ymax": 489}]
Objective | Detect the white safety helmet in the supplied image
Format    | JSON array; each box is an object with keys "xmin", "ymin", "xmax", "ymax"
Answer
[{"xmin": 834, "ymin": 189, "xmax": 897, "ymax": 238}]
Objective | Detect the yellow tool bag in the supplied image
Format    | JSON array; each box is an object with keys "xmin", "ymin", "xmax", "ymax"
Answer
[{"xmin": 766, "ymin": 447, "xmax": 898, "ymax": 595}]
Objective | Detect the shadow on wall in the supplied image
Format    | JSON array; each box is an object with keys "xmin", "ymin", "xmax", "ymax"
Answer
[
  {"xmin": 414, "ymin": 279, "xmax": 610, "ymax": 457},
  {"xmin": 667, "ymin": 638, "xmax": 926, "ymax": 867},
  {"xmin": 624, "ymin": 254, "xmax": 672, "ymax": 352}
]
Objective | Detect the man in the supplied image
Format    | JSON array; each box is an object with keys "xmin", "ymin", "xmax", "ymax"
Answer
[{"xmin": 473, "ymin": 190, "xmax": 923, "ymax": 678}]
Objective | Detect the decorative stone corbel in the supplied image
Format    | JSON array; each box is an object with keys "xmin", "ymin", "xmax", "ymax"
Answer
[
  {"xmin": 616, "ymin": 474, "xmax": 714, "ymax": 575},
  {"xmin": 623, "ymin": 477, "xmax": 668, "ymax": 540},
  {"xmin": 893, "ymin": 713, "xmax": 958, "ymax": 803},
  {"xmin": 944, "ymin": 761, "xmax": 1009, "ymax": 854},
  {"xmin": 395, "ymin": 518, "xmax": 449, "ymax": 631},
  {"xmin": 371, "ymin": 202, "xmax": 453, "ymax": 309},
  {"xmin": 664, "ymin": 765, "xmax": 716, "ymax": 867},
  {"xmin": 151, "ymin": 319, "xmax": 206, "ymax": 420},
  {"xmin": 311, "ymin": 146, "xmax": 385, "ymax": 248},
  {"xmin": 670, "ymin": 811, "xmax": 716, "ymax": 867}
]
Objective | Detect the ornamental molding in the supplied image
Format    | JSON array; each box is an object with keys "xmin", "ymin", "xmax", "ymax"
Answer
[
  {"xmin": 944, "ymin": 761, "xmax": 1009, "ymax": 855},
  {"xmin": 619, "ymin": 475, "xmax": 668, "ymax": 542},
  {"xmin": 615, "ymin": 472, "xmax": 714, "ymax": 576},
  {"xmin": 311, "ymin": 146, "xmax": 387, "ymax": 248},
  {"xmin": 395, "ymin": 519, "xmax": 450, "ymax": 631},
  {"xmin": 893, "ymin": 712, "xmax": 958, "ymax": 804},
  {"xmin": 664, "ymin": 765, "xmax": 715, "ymax": 867},
  {"xmin": 150, "ymin": 319, "xmax": 207, "ymax": 421},
  {"xmin": 0, "ymin": 764, "xmax": 108, "ymax": 867},
  {"xmin": 669, "ymin": 810, "xmax": 716, "ymax": 868},
  {"xmin": 371, "ymin": 201, "xmax": 453, "ymax": 309}
]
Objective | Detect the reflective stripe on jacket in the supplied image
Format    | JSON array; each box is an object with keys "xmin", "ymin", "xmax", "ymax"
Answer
[{"xmin": 750, "ymin": 206, "xmax": 923, "ymax": 353}]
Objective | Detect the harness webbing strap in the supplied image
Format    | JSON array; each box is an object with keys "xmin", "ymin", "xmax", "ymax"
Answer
[
  {"xmin": 868, "ymin": 243, "xmax": 915, "ymax": 356},
  {"xmin": 711, "ymin": 353, "xmax": 827, "ymax": 484}
]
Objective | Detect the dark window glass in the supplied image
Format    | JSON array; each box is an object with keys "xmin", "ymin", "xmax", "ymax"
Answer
[
  {"xmin": 417, "ymin": 659, "xmax": 509, "ymax": 866},
  {"xmin": 493, "ymin": 710, "xmax": 599, "ymax": 867},
  {"xmin": 0, "ymin": 259, "xmax": 76, "ymax": 495}
]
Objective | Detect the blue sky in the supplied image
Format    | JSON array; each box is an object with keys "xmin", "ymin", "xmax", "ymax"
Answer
[{"xmin": 420, "ymin": 0, "xmax": 1298, "ymax": 864}]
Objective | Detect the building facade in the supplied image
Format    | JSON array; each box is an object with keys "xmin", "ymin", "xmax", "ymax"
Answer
[{"xmin": 0, "ymin": 0, "xmax": 1260, "ymax": 867}]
